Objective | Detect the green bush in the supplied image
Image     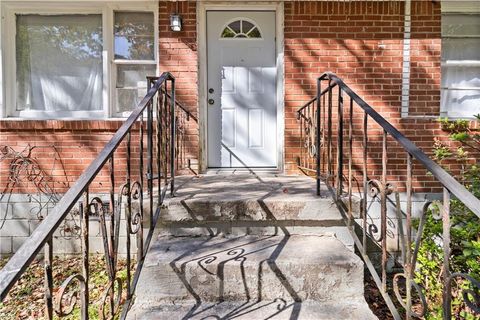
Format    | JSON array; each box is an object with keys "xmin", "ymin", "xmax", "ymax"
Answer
[{"xmin": 413, "ymin": 116, "xmax": 480, "ymax": 319}]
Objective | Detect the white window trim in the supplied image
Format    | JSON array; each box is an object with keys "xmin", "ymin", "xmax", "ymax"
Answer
[{"xmin": 1, "ymin": 1, "xmax": 158, "ymax": 120}]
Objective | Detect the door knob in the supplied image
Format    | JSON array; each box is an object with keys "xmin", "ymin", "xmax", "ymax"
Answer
[
  {"xmin": 208, "ymin": 99, "xmax": 215, "ymax": 105},
  {"xmin": 209, "ymin": 88, "xmax": 214, "ymax": 94}
]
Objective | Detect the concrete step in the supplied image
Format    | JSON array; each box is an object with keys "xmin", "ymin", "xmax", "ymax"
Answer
[
  {"xmin": 161, "ymin": 175, "xmax": 341, "ymax": 223},
  {"xmin": 156, "ymin": 175, "xmax": 351, "ymax": 246},
  {"xmin": 128, "ymin": 234, "xmax": 376, "ymax": 319},
  {"xmin": 129, "ymin": 300, "xmax": 376, "ymax": 319}
]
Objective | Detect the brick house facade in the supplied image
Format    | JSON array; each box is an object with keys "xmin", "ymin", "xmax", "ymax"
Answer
[{"xmin": 0, "ymin": 1, "xmax": 479, "ymax": 253}]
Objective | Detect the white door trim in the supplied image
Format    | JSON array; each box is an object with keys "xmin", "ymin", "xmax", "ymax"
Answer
[{"xmin": 197, "ymin": 1, "xmax": 284, "ymax": 173}]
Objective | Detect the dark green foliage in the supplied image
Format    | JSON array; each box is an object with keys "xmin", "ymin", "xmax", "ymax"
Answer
[{"xmin": 414, "ymin": 118, "xmax": 480, "ymax": 319}]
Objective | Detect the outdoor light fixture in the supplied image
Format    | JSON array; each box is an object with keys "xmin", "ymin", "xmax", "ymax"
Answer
[
  {"xmin": 170, "ymin": 1, "xmax": 182, "ymax": 32},
  {"xmin": 170, "ymin": 14, "xmax": 182, "ymax": 31}
]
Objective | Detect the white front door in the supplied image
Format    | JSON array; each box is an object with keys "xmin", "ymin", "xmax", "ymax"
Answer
[{"xmin": 207, "ymin": 11, "xmax": 277, "ymax": 168}]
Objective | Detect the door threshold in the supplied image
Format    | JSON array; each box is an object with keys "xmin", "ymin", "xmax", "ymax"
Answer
[{"xmin": 205, "ymin": 167, "xmax": 281, "ymax": 175}]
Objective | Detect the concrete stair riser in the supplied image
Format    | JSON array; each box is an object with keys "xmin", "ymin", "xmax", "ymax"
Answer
[{"xmin": 134, "ymin": 235, "xmax": 364, "ymax": 303}]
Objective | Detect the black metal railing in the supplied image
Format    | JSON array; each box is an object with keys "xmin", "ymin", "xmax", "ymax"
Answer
[
  {"xmin": 297, "ymin": 72, "xmax": 480, "ymax": 319},
  {"xmin": 0, "ymin": 72, "xmax": 196, "ymax": 319}
]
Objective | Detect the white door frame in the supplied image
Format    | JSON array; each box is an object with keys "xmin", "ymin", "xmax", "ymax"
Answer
[{"xmin": 197, "ymin": 1, "xmax": 284, "ymax": 173}]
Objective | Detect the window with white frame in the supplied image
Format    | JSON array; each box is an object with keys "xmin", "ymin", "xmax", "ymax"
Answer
[
  {"xmin": 3, "ymin": 2, "xmax": 157, "ymax": 119},
  {"xmin": 114, "ymin": 11, "xmax": 156, "ymax": 116},
  {"xmin": 16, "ymin": 14, "xmax": 104, "ymax": 116},
  {"xmin": 441, "ymin": 13, "xmax": 480, "ymax": 118}
]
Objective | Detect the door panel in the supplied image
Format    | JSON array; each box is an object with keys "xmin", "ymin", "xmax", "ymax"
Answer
[
  {"xmin": 248, "ymin": 108, "xmax": 264, "ymax": 148},
  {"xmin": 207, "ymin": 11, "xmax": 277, "ymax": 168}
]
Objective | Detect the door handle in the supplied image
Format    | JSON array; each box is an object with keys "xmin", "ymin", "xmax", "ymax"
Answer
[
  {"xmin": 208, "ymin": 98, "xmax": 215, "ymax": 105},
  {"xmin": 209, "ymin": 88, "xmax": 214, "ymax": 94}
]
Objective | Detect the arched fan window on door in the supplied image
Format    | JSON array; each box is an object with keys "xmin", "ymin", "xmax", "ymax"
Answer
[{"xmin": 221, "ymin": 19, "xmax": 262, "ymax": 38}]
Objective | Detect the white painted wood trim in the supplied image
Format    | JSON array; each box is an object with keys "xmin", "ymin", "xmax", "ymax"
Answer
[
  {"xmin": 197, "ymin": 4, "xmax": 207, "ymax": 173},
  {"xmin": 442, "ymin": 60, "xmax": 480, "ymax": 67},
  {"xmin": 276, "ymin": 2, "xmax": 285, "ymax": 174},
  {"xmin": 0, "ymin": 1, "xmax": 158, "ymax": 119},
  {"xmin": 104, "ymin": 5, "xmax": 112, "ymax": 118},
  {"xmin": 197, "ymin": 1, "xmax": 285, "ymax": 173}
]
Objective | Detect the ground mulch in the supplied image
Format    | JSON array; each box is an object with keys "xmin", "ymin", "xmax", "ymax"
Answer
[
  {"xmin": 364, "ymin": 272, "xmax": 396, "ymax": 320},
  {"xmin": 0, "ymin": 256, "xmax": 134, "ymax": 320}
]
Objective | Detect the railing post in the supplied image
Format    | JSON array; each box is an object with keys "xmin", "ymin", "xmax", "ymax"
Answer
[
  {"xmin": 108, "ymin": 155, "xmax": 116, "ymax": 314},
  {"xmin": 147, "ymin": 87, "xmax": 154, "ymax": 229},
  {"xmin": 381, "ymin": 130, "xmax": 388, "ymax": 293},
  {"xmin": 362, "ymin": 112, "xmax": 368, "ymax": 254},
  {"xmin": 44, "ymin": 238, "xmax": 53, "ymax": 320},
  {"xmin": 347, "ymin": 97, "xmax": 353, "ymax": 226},
  {"xmin": 156, "ymin": 85, "xmax": 162, "ymax": 204},
  {"xmin": 316, "ymin": 77, "xmax": 321, "ymax": 196},
  {"xmin": 442, "ymin": 188, "xmax": 452, "ymax": 319},
  {"xmin": 327, "ymin": 80, "xmax": 333, "ymax": 181},
  {"xmin": 405, "ymin": 153, "xmax": 413, "ymax": 319},
  {"xmin": 125, "ymin": 132, "xmax": 132, "ymax": 299},
  {"xmin": 139, "ymin": 111, "xmax": 145, "ymax": 255},
  {"xmin": 336, "ymin": 88, "xmax": 344, "ymax": 199},
  {"xmin": 170, "ymin": 78, "xmax": 176, "ymax": 196},
  {"xmin": 80, "ymin": 196, "xmax": 89, "ymax": 320}
]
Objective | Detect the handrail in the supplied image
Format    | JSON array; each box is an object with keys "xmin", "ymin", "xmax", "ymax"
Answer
[
  {"xmin": 0, "ymin": 71, "xmax": 197, "ymax": 319},
  {"xmin": 297, "ymin": 97, "xmax": 317, "ymax": 114},
  {"xmin": 147, "ymin": 76, "xmax": 198, "ymax": 123},
  {"xmin": 296, "ymin": 72, "xmax": 480, "ymax": 319},
  {"xmin": 166, "ymin": 91, "xmax": 198, "ymax": 123},
  {"xmin": 319, "ymin": 72, "xmax": 480, "ymax": 218}
]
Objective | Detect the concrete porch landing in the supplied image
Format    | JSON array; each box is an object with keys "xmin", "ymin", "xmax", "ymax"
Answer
[{"xmin": 172, "ymin": 173, "xmax": 329, "ymax": 202}]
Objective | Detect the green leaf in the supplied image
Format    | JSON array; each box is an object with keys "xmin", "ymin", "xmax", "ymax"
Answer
[{"xmin": 450, "ymin": 132, "xmax": 469, "ymax": 142}]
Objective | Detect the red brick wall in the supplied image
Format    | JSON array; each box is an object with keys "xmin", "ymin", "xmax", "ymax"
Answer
[
  {"xmin": 409, "ymin": 0, "xmax": 441, "ymax": 116},
  {"xmin": 284, "ymin": 0, "xmax": 443, "ymax": 192},
  {"xmin": 0, "ymin": 121, "xmax": 128, "ymax": 194},
  {"xmin": 159, "ymin": 1, "xmax": 199, "ymax": 171},
  {"xmin": 0, "ymin": 1, "xmax": 458, "ymax": 195}
]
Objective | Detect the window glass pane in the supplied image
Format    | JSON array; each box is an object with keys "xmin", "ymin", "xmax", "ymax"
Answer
[
  {"xmin": 247, "ymin": 27, "xmax": 261, "ymax": 38},
  {"xmin": 114, "ymin": 12, "xmax": 154, "ymax": 60},
  {"xmin": 221, "ymin": 27, "xmax": 235, "ymax": 38},
  {"xmin": 229, "ymin": 21, "xmax": 241, "ymax": 34},
  {"xmin": 242, "ymin": 21, "xmax": 254, "ymax": 34},
  {"xmin": 442, "ymin": 14, "xmax": 480, "ymax": 36},
  {"xmin": 16, "ymin": 14, "xmax": 103, "ymax": 112},
  {"xmin": 115, "ymin": 64, "xmax": 156, "ymax": 114},
  {"xmin": 441, "ymin": 66, "xmax": 480, "ymax": 89},
  {"xmin": 441, "ymin": 88, "xmax": 480, "ymax": 117},
  {"xmin": 442, "ymin": 38, "xmax": 480, "ymax": 61}
]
